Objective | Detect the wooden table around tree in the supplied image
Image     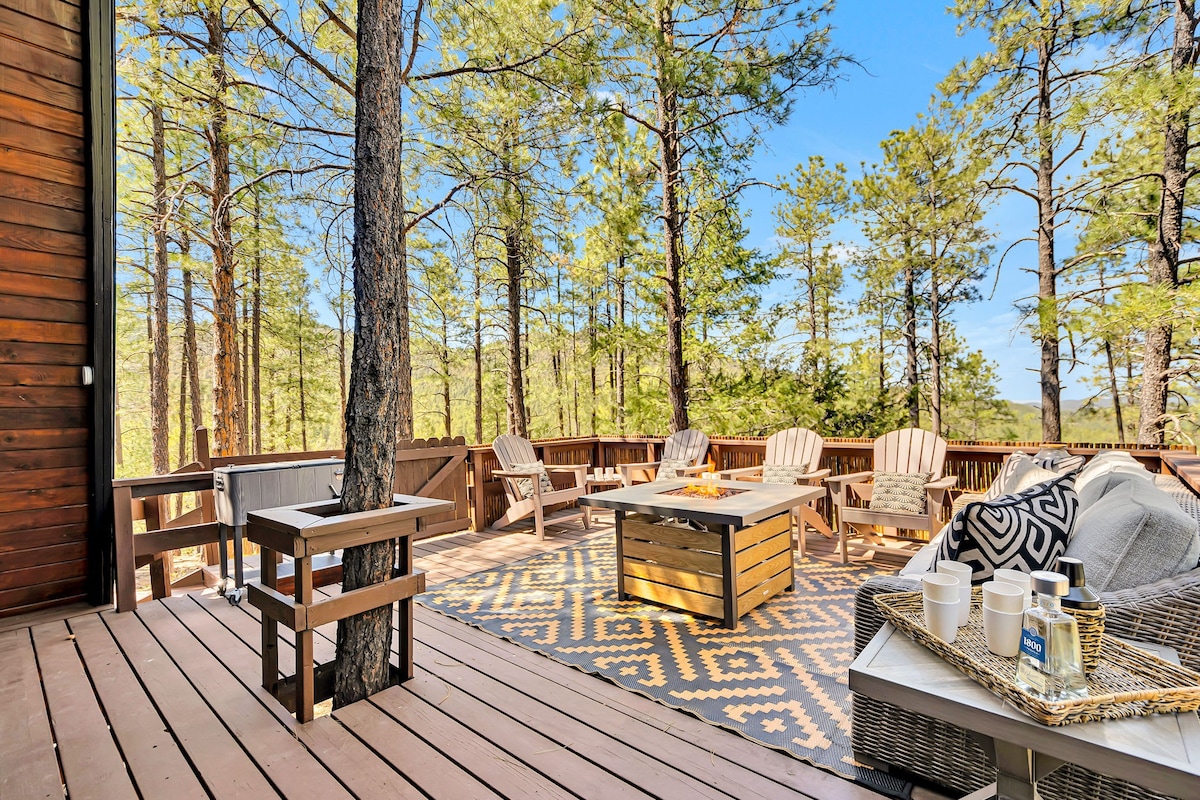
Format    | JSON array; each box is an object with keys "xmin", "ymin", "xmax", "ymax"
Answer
[
  {"xmin": 850, "ymin": 623, "xmax": 1200, "ymax": 800},
  {"xmin": 579, "ymin": 479, "xmax": 823, "ymax": 628},
  {"xmin": 246, "ymin": 493, "xmax": 453, "ymax": 723}
]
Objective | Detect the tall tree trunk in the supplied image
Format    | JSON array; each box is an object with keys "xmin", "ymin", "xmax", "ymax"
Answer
[
  {"xmin": 1035, "ymin": 36, "xmax": 1061, "ymax": 442},
  {"xmin": 335, "ymin": 0, "xmax": 404, "ymax": 709},
  {"xmin": 181, "ymin": 263, "xmax": 202, "ymax": 456},
  {"xmin": 251, "ymin": 187, "xmax": 263, "ymax": 453},
  {"xmin": 929, "ymin": 261, "xmax": 942, "ymax": 436},
  {"xmin": 656, "ymin": 0, "xmax": 688, "ymax": 433},
  {"xmin": 903, "ymin": 260, "xmax": 919, "ymax": 428},
  {"xmin": 337, "ymin": 265, "xmax": 348, "ymax": 445},
  {"xmin": 1138, "ymin": 0, "xmax": 1197, "ymax": 445},
  {"xmin": 178, "ymin": 349, "xmax": 189, "ymax": 468},
  {"xmin": 1104, "ymin": 340, "xmax": 1125, "ymax": 444},
  {"xmin": 588, "ymin": 285, "xmax": 597, "ymax": 435},
  {"xmin": 472, "ymin": 260, "xmax": 483, "ymax": 444},
  {"xmin": 441, "ymin": 316, "xmax": 452, "ymax": 437},
  {"xmin": 149, "ymin": 103, "xmax": 171, "ymax": 475},
  {"xmin": 616, "ymin": 256, "xmax": 626, "ymax": 433},
  {"xmin": 204, "ymin": 5, "xmax": 244, "ymax": 457},
  {"xmin": 297, "ymin": 305, "xmax": 308, "ymax": 450},
  {"xmin": 552, "ymin": 268, "xmax": 566, "ymax": 435},
  {"xmin": 504, "ymin": 226, "xmax": 529, "ymax": 437}
]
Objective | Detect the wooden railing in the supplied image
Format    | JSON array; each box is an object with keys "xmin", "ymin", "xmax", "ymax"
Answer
[
  {"xmin": 466, "ymin": 436, "xmax": 1192, "ymax": 530},
  {"xmin": 114, "ymin": 430, "xmax": 1195, "ymax": 610},
  {"xmin": 113, "ymin": 432, "xmax": 472, "ymax": 610}
]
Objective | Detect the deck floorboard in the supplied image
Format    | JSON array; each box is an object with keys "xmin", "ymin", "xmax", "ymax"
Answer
[{"xmin": 0, "ymin": 521, "xmax": 910, "ymax": 799}]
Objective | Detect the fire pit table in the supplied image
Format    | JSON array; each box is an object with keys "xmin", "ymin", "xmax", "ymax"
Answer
[{"xmin": 579, "ymin": 478, "xmax": 823, "ymax": 628}]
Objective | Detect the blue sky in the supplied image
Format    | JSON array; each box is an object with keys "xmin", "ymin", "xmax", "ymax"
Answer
[{"xmin": 738, "ymin": 1, "xmax": 1069, "ymax": 403}]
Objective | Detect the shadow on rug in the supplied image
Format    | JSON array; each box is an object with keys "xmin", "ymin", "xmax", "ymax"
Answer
[{"xmin": 418, "ymin": 537, "xmax": 912, "ymax": 799}]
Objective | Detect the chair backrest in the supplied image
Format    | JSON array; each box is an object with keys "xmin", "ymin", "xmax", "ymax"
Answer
[
  {"xmin": 492, "ymin": 434, "xmax": 540, "ymax": 503},
  {"xmin": 873, "ymin": 428, "xmax": 947, "ymax": 478},
  {"xmin": 492, "ymin": 434, "xmax": 538, "ymax": 471},
  {"xmin": 764, "ymin": 427, "xmax": 824, "ymax": 472},
  {"xmin": 662, "ymin": 429, "xmax": 709, "ymax": 465}
]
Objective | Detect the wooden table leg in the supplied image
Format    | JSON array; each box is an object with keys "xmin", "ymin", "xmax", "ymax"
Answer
[
  {"xmin": 260, "ymin": 546, "xmax": 278, "ymax": 692},
  {"xmin": 722, "ymin": 524, "xmax": 736, "ymax": 628},
  {"xmin": 295, "ymin": 554, "xmax": 314, "ymax": 723},
  {"xmin": 615, "ymin": 510, "xmax": 627, "ymax": 600},
  {"xmin": 787, "ymin": 509, "xmax": 797, "ymax": 591}
]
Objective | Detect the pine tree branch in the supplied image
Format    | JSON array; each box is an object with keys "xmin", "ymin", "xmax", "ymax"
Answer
[{"xmin": 244, "ymin": 0, "xmax": 354, "ymax": 95}]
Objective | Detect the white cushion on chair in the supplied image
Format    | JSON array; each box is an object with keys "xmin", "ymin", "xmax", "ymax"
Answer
[
  {"xmin": 869, "ymin": 471, "xmax": 932, "ymax": 514},
  {"xmin": 762, "ymin": 464, "xmax": 809, "ymax": 485},
  {"xmin": 509, "ymin": 461, "xmax": 554, "ymax": 499},
  {"xmin": 655, "ymin": 458, "xmax": 694, "ymax": 481}
]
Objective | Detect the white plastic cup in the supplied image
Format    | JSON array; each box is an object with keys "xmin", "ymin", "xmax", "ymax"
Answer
[
  {"xmin": 594, "ymin": 468, "xmax": 603, "ymax": 479},
  {"xmin": 921, "ymin": 573, "xmax": 960, "ymax": 604},
  {"xmin": 983, "ymin": 606, "xmax": 1024, "ymax": 657},
  {"xmin": 994, "ymin": 569, "xmax": 1033, "ymax": 610},
  {"xmin": 982, "ymin": 581, "xmax": 1025, "ymax": 614},
  {"xmin": 923, "ymin": 596, "xmax": 959, "ymax": 643},
  {"xmin": 937, "ymin": 561, "xmax": 974, "ymax": 626}
]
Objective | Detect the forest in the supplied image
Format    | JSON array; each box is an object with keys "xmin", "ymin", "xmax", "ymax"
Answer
[{"xmin": 113, "ymin": 0, "xmax": 1200, "ymax": 479}]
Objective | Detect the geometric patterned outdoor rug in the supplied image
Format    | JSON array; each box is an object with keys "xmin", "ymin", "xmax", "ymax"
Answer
[{"xmin": 418, "ymin": 537, "xmax": 913, "ymax": 798}]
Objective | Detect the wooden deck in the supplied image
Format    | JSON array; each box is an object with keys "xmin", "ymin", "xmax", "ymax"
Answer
[{"xmin": 0, "ymin": 515, "xmax": 929, "ymax": 800}]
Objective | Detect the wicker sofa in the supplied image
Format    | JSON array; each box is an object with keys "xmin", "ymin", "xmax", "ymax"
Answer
[{"xmin": 852, "ymin": 473, "xmax": 1200, "ymax": 800}]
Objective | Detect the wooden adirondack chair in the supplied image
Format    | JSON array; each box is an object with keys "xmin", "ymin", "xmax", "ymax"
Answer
[
  {"xmin": 825, "ymin": 428, "xmax": 958, "ymax": 564},
  {"xmin": 618, "ymin": 429, "xmax": 710, "ymax": 486},
  {"xmin": 717, "ymin": 427, "xmax": 832, "ymax": 556},
  {"xmin": 491, "ymin": 435, "xmax": 590, "ymax": 540}
]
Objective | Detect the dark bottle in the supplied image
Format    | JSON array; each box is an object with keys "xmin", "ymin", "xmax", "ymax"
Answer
[{"xmin": 1054, "ymin": 556, "xmax": 1100, "ymax": 610}]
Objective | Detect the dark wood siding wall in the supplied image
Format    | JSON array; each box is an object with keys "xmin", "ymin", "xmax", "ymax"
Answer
[{"xmin": 0, "ymin": 0, "xmax": 91, "ymax": 616}]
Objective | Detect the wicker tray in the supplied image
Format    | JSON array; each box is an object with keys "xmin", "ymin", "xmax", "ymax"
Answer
[{"xmin": 874, "ymin": 589, "xmax": 1200, "ymax": 726}]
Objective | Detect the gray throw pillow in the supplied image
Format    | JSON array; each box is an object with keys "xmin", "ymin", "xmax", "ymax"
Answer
[
  {"xmin": 1074, "ymin": 457, "xmax": 1152, "ymax": 510},
  {"xmin": 761, "ymin": 463, "xmax": 809, "ymax": 485},
  {"xmin": 656, "ymin": 457, "xmax": 694, "ymax": 481},
  {"xmin": 869, "ymin": 471, "xmax": 932, "ymax": 514},
  {"xmin": 936, "ymin": 474, "xmax": 1078, "ymax": 583},
  {"xmin": 1065, "ymin": 479, "xmax": 1200, "ymax": 592},
  {"xmin": 508, "ymin": 461, "xmax": 554, "ymax": 499}
]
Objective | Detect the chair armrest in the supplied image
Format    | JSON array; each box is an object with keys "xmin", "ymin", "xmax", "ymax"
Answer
[
  {"xmin": 799, "ymin": 468, "xmax": 832, "ymax": 483},
  {"xmin": 619, "ymin": 461, "xmax": 660, "ymax": 486},
  {"xmin": 827, "ymin": 471, "xmax": 874, "ymax": 506},
  {"xmin": 854, "ymin": 574, "xmax": 921, "ymax": 655},
  {"xmin": 547, "ymin": 463, "xmax": 589, "ymax": 488},
  {"xmin": 924, "ymin": 476, "xmax": 958, "ymax": 490},
  {"xmin": 1100, "ymin": 568, "xmax": 1200, "ymax": 672},
  {"xmin": 678, "ymin": 464, "xmax": 710, "ymax": 477},
  {"xmin": 826, "ymin": 471, "xmax": 874, "ymax": 491},
  {"xmin": 493, "ymin": 469, "xmax": 539, "ymax": 478},
  {"xmin": 718, "ymin": 466, "xmax": 763, "ymax": 480}
]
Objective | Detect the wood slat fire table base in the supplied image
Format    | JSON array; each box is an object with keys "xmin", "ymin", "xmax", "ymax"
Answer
[
  {"xmin": 245, "ymin": 493, "xmax": 454, "ymax": 722},
  {"xmin": 580, "ymin": 479, "xmax": 824, "ymax": 628},
  {"xmin": 620, "ymin": 512, "xmax": 793, "ymax": 626}
]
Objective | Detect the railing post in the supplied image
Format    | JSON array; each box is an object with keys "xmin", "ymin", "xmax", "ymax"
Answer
[
  {"xmin": 470, "ymin": 448, "xmax": 486, "ymax": 532},
  {"xmin": 113, "ymin": 485, "xmax": 136, "ymax": 612}
]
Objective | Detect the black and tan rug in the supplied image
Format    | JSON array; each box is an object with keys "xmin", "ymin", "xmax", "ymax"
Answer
[{"xmin": 418, "ymin": 537, "xmax": 912, "ymax": 798}]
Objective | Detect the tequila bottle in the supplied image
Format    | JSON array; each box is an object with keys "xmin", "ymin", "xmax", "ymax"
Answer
[{"xmin": 1015, "ymin": 571, "xmax": 1088, "ymax": 701}]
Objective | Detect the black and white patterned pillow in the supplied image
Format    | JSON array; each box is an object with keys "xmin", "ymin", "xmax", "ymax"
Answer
[
  {"xmin": 1032, "ymin": 448, "xmax": 1086, "ymax": 475},
  {"xmin": 762, "ymin": 464, "xmax": 809, "ymax": 485},
  {"xmin": 508, "ymin": 461, "xmax": 554, "ymax": 499},
  {"xmin": 869, "ymin": 471, "xmax": 932, "ymax": 513},
  {"xmin": 655, "ymin": 457, "xmax": 694, "ymax": 480},
  {"xmin": 936, "ymin": 474, "xmax": 1079, "ymax": 583},
  {"xmin": 984, "ymin": 452, "xmax": 1056, "ymax": 500}
]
